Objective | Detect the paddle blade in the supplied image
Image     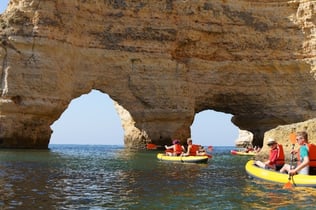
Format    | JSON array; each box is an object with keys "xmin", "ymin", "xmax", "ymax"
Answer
[
  {"xmin": 146, "ymin": 143, "xmax": 157, "ymax": 150},
  {"xmin": 290, "ymin": 132, "xmax": 296, "ymax": 145},
  {"xmin": 283, "ymin": 181, "xmax": 293, "ymax": 189},
  {"xmin": 206, "ymin": 146, "xmax": 213, "ymax": 153}
]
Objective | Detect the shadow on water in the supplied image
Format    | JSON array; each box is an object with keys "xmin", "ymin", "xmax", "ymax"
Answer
[{"xmin": 1, "ymin": 145, "xmax": 316, "ymax": 209}]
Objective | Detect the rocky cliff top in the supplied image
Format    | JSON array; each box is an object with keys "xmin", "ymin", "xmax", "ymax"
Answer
[{"xmin": 0, "ymin": 0, "xmax": 315, "ymax": 149}]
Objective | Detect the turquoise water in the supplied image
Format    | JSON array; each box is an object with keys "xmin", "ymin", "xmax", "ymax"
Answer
[{"xmin": 1, "ymin": 145, "xmax": 316, "ymax": 209}]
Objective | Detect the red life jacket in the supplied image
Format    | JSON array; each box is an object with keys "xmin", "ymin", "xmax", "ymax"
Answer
[
  {"xmin": 174, "ymin": 144, "xmax": 183, "ymax": 155},
  {"xmin": 275, "ymin": 144, "xmax": 285, "ymax": 166},
  {"xmin": 189, "ymin": 144, "xmax": 200, "ymax": 156},
  {"xmin": 308, "ymin": 143, "xmax": 316, "ymax": 167},
  {"xmin": 295, "ymin": 143, "xmax": 316, "ymax": 167}
]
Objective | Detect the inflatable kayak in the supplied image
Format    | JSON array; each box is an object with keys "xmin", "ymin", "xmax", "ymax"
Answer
[
  {"xmin": 157, "ymin": 153, "xmax": 209, "ymax": 164},
  {"xmin": 231, "ymin": 150, "xmax": 256, "ymax": 156},
  {"xmin": 245, "ymin": 160, "xmax": 316, "ymax": 187}
]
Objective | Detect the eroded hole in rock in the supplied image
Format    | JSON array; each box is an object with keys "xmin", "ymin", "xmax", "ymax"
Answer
[
  {"xmin": 191, "ymin": 110, "xmax": 239, "ymax": 146},
  {"xmin": 50, "ymin": 90, "xmax": 124, "ymax": 145}
]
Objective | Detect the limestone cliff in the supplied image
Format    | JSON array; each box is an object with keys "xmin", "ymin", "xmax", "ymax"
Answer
[
  {"xmin": 256, "ymin": 118, "xmax": 316, "ymax": 161},
  {"xmin": 0, "ymin": 0, "xmax": 315, "ymax": 149},
  {"xmin": 235, "ymin": 130, "xmax": 253, "ymax": 148}
]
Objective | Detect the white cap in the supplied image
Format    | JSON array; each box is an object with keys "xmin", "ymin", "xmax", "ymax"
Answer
[{"xmin": 267, "ymin": 138, "xmax": 276, "ymax": 145}]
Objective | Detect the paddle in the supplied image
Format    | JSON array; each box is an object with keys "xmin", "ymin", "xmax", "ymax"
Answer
[
  {"xmin": 205, "ymin": 146, "xmax": 213, "ymax": 158},
  {"xmin": 146, "ymin": 143, "xmax": 158, "ymax": 150},
  {"xmin": 206, "ymin": 146, "xmax": 213, "ymax": 153},
  {"xmin": 146, "ymin": 143, "xmax": 166, "ymax": 150},
  {"xmin": 283, "ymin": 131, "xmax": 297, "ymax": 189}
]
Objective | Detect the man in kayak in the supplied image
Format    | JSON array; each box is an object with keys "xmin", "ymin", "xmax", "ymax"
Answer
[
  {"xmin": 280, "ymin": 131, "xmax": 310, "ymax": 175},
  {"xmin": 255, "ymin": 138, "xmax": 285, "ymax": 170},
  {"xmin": 181, "ymin": 138, "xmax": 206, "ymax": 156},
  {"xmin": 165, "ymin": 139, "xmax": 185, "ymax": 156}
]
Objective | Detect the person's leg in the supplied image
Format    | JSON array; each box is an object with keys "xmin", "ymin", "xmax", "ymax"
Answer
[
  {"xmin": 280, "ymin": 164, "xmax": 290, "ymax": 173},
  {"xmin": 298, "ymin": 166, "xmax": 309, "ymax": 175},
  {"xmin": 255, "ymin": 161, "xmax": 266, "ymax": 168}
]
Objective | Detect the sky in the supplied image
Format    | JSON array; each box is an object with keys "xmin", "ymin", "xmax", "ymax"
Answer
[{"xmin": 0, "ymin": 1, "xmax": 239, "ymax": 146}]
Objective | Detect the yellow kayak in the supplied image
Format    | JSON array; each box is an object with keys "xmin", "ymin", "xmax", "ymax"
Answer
[
  {"xmin": 157, "ymin": 153, "xmax": 209, "ymax": 164},
  {"xmin": 231, "ymin": 150, "xmax": 256, "ymax": 156},
  {"xmin": 245, "ymin": 160, "xmax": 316, "ymax": 187}
]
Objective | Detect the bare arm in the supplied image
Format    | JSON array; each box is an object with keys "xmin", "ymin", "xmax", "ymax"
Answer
[{"xmin": 165, "ymin": 145, "xmax": 173, "ymax": 150}]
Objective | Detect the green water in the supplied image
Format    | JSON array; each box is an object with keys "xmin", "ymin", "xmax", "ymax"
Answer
[{"xmin": 0, "ymin": 145, "xmax": 315, "ymax": 209}]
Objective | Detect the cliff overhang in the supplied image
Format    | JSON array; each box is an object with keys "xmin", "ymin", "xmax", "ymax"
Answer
[{"xmin": 0, "ymin": 0, "xmax": 315, "ymax": 149}]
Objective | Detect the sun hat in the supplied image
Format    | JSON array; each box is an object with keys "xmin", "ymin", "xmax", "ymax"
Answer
[{"xmin": 267, "ymin": 138, "xmax": 276, "ymax": 145}]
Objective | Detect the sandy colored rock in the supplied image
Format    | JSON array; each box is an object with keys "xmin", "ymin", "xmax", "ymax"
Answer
[
  {"xmin": 256, "ymin": 118, "xmax": 316, "ymax": 161},
  {"xmin": 235, "ymin": 130, "xmax": 254, "ymax": 148},
  {"xmin": 0, "ymin": 0, "xmax": 315, "ymax": 149}
]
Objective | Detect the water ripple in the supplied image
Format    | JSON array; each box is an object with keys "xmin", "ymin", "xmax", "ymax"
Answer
[{"xmin": 1, "ymin": 146, "xmax": 316, "ymax": 209}]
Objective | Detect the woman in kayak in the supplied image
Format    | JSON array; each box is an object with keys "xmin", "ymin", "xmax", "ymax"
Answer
[{"xmin": 165, "ymin": 139, "xmax": 185, "ymax": 156}]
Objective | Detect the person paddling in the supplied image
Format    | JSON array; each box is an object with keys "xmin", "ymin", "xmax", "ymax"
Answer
[
  {"xmin": 165, "ymin": 139, "xmax": 185, "ymax": 156},
  {"xmin": 280, "ymin": 131, "xmax": 310, "ymax": 175},
  {"xmin": 181, "ymin": 138, "xmax": 206, "ymax": 156}
]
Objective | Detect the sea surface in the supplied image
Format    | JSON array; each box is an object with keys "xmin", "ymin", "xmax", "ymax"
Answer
[{"xmin": 1, "ymin": 145, "xmax": 316, "ymax": 210}]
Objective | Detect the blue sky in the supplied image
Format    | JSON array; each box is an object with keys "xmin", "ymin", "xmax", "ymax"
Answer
[{"xmin": 0, "ymin": 1, "xmax": 239, "ymax": 146}]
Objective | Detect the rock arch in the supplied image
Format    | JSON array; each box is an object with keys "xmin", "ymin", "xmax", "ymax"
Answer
[
  {"xmin": 50, "ymin": 89, "xmax": 124, "ymax": 145},
  {"xmin": 0, "ymin": 0, "xmax": 315, "ymax": 149}
]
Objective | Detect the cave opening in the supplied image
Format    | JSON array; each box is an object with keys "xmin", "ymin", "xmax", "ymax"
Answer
[
  {"xmin": 191, "ymin": 110, "xmax": 239, "ymax": 146},
  {"xmin": 50, "ymin": 90, "xmax": 124, "ymax": 145}
]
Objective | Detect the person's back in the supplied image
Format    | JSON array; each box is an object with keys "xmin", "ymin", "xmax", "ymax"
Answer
[
  {"xmin": 174, "ymin": 143, "xmax": 184, "ymax": 155},
  {"xmin": 165, "ymin": 139, "xmax": 184, "ymax": 156},
  {"xmin": 187, "ymin": 144, "xmax": 198, "ymax": 156}
]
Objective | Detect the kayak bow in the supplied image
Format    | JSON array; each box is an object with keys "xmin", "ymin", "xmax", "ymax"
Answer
[{"xmin": 245, "ymin": 160, "xmax": 316, "ymax": 187}]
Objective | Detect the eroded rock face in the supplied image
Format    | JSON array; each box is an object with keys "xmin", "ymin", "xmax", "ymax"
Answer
[
  {"xmin": 0, "ymin": 0, "xmax": 315, "ymax": 149},
  {"xmin": 234, "ymin": 130, "xmax": 254, "ymax": 148}
]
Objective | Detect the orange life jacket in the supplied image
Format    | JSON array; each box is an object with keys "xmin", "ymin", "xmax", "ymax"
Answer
[
  {"xmin": 189, "ymin": 144, "xmax": 200, "ymax": 156},
  {"xmin": 174, "ymin": 144, "xmax": 183, "ymax": 155},
  {"xmin": 276, "ymin": 144, "xmax": 285, "ymax": 166},
  {"xmin": 295, "ymin": 143, "xmax": 316, "ymax": 167}
]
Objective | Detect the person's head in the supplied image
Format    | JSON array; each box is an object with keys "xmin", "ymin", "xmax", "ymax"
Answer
[
  {"xmin": 187, "ymin": 138, "xmax": 193, "ymax": 145},
  {"xmin": 267, "ymin": 138, "xmax": 277, "ymax": 148},
  {"xmin": 173, "ymin": 139, "xmax": 180, "ymax": 145},
  {"xmin": 296, "ymin": 131, "xmax": 308, "ymax": 144}
]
